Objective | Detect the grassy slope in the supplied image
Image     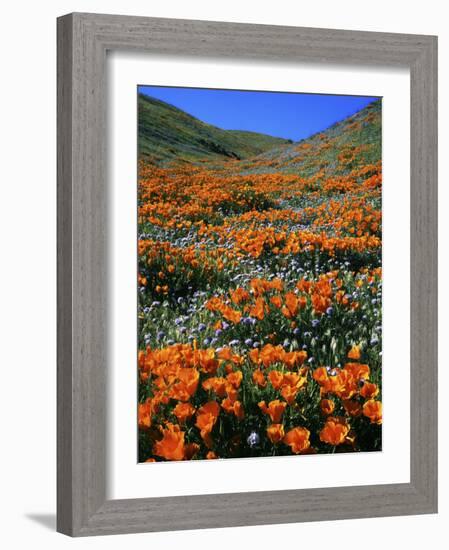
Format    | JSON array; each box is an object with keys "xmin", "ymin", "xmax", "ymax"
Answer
[
  {"xmin": 234, "ymin": 99, "xmax": 382, "ymax": 176},
  {"xmin": 138, "ymin": 94, "xmax": 292, "ymax": 164}
]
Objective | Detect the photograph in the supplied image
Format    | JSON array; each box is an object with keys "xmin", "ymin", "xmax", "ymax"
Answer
[{"xmin": 137, "ymin": 86, "xmax": 383, "ymax": 462}]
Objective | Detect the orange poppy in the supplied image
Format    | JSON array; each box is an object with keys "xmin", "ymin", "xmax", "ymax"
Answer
[
  {"xmin": 311, "ymin": 293, "xmax": 331, "ymax": 314},
  {"xmin": 360, "ymin": 382, "xmax": 379, "ymax": 399},
  {"xmin": 222, "ymin": 306, "xmax": 242, "ymax": 324},
  {"xmin": 284, "ymin": 351, "xmax": 308, "ymax": 369},
  {"xmin": 313, "ymin": 366, "xmax": 330, "ymax": 386},
  {"xmin": 258, "ymin": 399, "xmax": 287, "ymax": 423},
  {"xmin": 202, "ymin": 377, "xmax": 227, "ymax": 398},
  {"xmin": 169, "ymin": 367, "xmax": 200, "ymax": 402},
  {"xmin": 138, "ymin": 273, "xmax": 147, "ymax": 286},
  {"xmin": 222, "ymin": 398, "xmax": 245, "ymax": 419},
  {"xmin": 280, "ymin": 384, "xmax": 297, "ymax": 405},
  {"xmin": 249, "ymin": 348, "xmax": 261, "ymax": 365},
  {"xmin": 172, "ymin": 402, "xmax": 195, "ymax": 423},
  {"xmin": 195, "ymin": 401, "xmax": 220, "ymax": 447},
  {"xmin": 343, "ymin": 362, "xmax": 370, "ymax": 381},
  {"xmin": 250, "ymin": 297, "xmax": 266, "ymax": 321},
  {"xmin": 270, "ymin": 295, "xmax": 283, "ymax": 308},
  {"xmin": 283, "ymin": 292, "xmax": 300, "ymax": 318},
  {"xmin": 153, "ymin": 423, "xmax": 185, "ymax": 461},
  {"xmin": 196, "ymin": 349, "xmax": 219, "ymax": 374},
  {"xmin": 342, "ymin": 399, "xmax": 363, "ymax": 417},
  {"xmin": 260, "ymin": 344, "xmax": 283, "ymax": 367},
  {"xmin": 226, "ymin": 370, "xmax": 243, "ymax": 388},
  {"xmin": 217, "ymin": 347, "xmax": 242, "ymax": 365},
  {"xmin": 319, "ymin": 417, "xmax": 350, "ymax": 445},
  {"xmin": 184, "ymin": 442, "xmax": 200, "ymax": 460},
  {"xmin": 138, "ymin": 398, "xmax": 153, "ymax": 429},
  {"xmin": 230, "ymin": 287, "xmax": 250, "ymax": 304},
  {"xmin": 320, "ymin": 398, "xmax": 335, "ymax": 416},
  {"xmin": 252, "ymin": 369, "xmax": 266, "ymax": 388},
  {"xmin": 268, "ymin": 370, "xmax": 284, "ymax": 390},
  {"xmin": 330, "ymin": 369, "xmax": 358, "ymax": 400},
  {"xmin": 267, "ymin": 424, "xmax": 285, "ymax": 444},
  {"xmin": 363, "ymin": 399, "xmax": 382, "ymax": 424},
  {"xmin": 283, "ymin": 427, "xmax": 311, "ymax": 454},
  {"xmin": 347, "ymin": 345, "xmax": 361, "ymax": 360}
]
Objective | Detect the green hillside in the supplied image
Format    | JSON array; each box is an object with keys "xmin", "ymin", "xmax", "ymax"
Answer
[
  {"xmin": 235, "ymin": 99, "xmax": 382, "ymax": 176},
  {"xmin": 138, "ymin": 94, "xmax": 292, "ymax": 164}
]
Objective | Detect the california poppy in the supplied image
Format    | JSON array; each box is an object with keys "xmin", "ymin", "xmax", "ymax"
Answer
[
  {"xmin": 360, "ymin": 381, "xmax": 379, "ymax": 399},
  {"xmin": 320, "ymin": 398, "xmax": 335, "ymax": 416},
  {"xmin": 258, "ymin": 399, "xmax": 287, "ymax": 423},
  {"xmin": 196, "ymin": 401, "xmax": 220, "ymax": 447},
  {"xmin": 283, "ymin": 426, "xmax": 311, "ymax": 454},
  {"xmin": 153, "ymin": 423, "xmax": 186, "ymax": 461},
  {"xmin": 202, "ymin": 377, "xmax": 227, "ymax": 398},
  {"xmin": 267, "ymin": 424, "xmax": 285, "ymax": 444},
  {"xmin": 342, "ymin": 399, "xmax": 362, "ymax": 417},
  {"xmin": 172, "ymin": 402, "xmax": 195, "ymax": 423},
  {"xmin": 252, "ymin": 369, "xmax": 266, "ymax": 388},
  {"xmin": 138, "ymin": 398, "xmax": 153, "ymax": 429},
  {"xmin": 363, "ymin": 399, "xmax": 382, "ymax": 424},
  {"xmin": 347, "ymin": 345, "xmax": 361, "ymax": 360},
  {"xmin": 319, "ymin": 417, "xmax": 350, "ymax": 445}
]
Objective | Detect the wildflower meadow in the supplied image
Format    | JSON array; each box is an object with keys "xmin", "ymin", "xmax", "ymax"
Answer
[{"xmin": 137, "ymin": 90, "xmax": 382, "ymax": 462}]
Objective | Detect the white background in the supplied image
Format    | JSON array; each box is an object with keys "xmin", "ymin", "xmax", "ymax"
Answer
[
  {"xmin": 109, "ymin": 54, "xmax": 410, "ymax": 499},
  {"xmin": 0, "ymin": 0, "xmax": 445, "ymax": 548}
]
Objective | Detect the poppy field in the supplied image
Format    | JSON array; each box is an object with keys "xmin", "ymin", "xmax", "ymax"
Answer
[{"xmin": 138, "ymin": 91, "xmax": 382, "ymax": 462}]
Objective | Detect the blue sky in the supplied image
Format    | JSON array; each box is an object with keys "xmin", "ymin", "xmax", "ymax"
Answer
[{"xmin": 138, "ymin": 86, "xmax": 379, "ymax": 142}]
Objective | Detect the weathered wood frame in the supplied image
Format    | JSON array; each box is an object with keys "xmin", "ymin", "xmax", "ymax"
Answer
[{"xmin": 57, "ymin": 12, "xmax": 438, "ymax": 536}]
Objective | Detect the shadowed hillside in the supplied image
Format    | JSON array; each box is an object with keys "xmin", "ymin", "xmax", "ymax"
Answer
[{"xmin": 138, "ymin": 93, "xmax": 292, "ymax": 164}]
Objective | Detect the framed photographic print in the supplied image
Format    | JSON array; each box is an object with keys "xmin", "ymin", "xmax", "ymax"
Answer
[{"xmin": 57, "ymin": 13, "xmax": 438, "ymax": 536}]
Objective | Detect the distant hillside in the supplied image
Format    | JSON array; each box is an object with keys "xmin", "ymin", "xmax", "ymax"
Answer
[
  {"xmin": 138, "ymin": 94, "xmax": 292, "ymax": 164},
  {"xmin": 235, "ymin": 99, "xmax": 382, "ymax": 176}
]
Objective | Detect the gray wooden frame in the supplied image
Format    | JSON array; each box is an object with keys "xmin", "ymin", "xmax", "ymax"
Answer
[{"xmin": 57, "ymin": 12, "xmax": 438, "ymax": 537}]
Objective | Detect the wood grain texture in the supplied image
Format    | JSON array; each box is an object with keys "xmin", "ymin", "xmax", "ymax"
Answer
[
  {"xmin": 57, "ymin": 13, "xmax": 74, "ymax": 536},
  {"xmin": 57, "ymin": 12, "xmax": 438, "ymax": 536}
]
